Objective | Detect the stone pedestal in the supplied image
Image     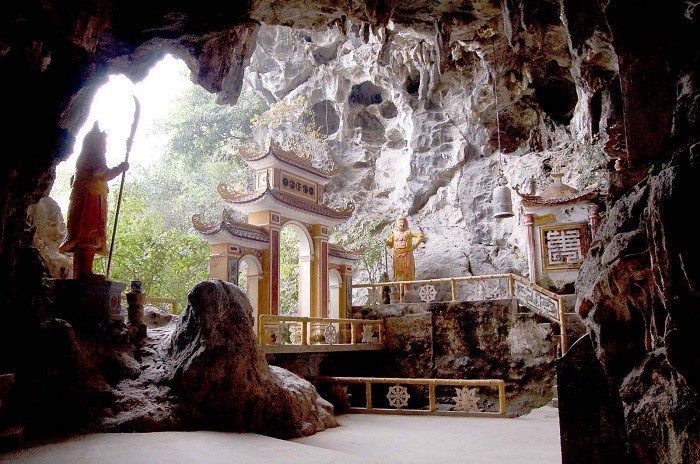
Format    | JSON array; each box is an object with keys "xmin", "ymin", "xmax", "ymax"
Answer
[
  {"xmin": 126, "ymin": 287, "xmax": 147, "ymax": 342},
  {"xmin": 49, "ymin": 279, "xmax": 126, "ymax": 330}
]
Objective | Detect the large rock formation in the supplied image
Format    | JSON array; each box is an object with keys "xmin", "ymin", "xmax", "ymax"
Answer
[
  {"xmin": 165, "ymin": 279, "xmax": 336, "ymax": 438},
  {"xmin": 25, "ymin": 278, "xmax": 337, "ymax": 438},
  {"xmin": 1, "ymin": 1, "xmax": 698, "ymax": 462}
]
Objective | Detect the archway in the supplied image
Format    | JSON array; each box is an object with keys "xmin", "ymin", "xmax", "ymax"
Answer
[
  {"xmin": 238, "ymin": 254, "xmax": 263, "ymax": 333},
  {"xmin": 280, "ymin": 221, "xmax": 314, "ymax": 317},
  {"xmin": 328, "ymin": 268, "xmax": 342, "ymax": 320}
]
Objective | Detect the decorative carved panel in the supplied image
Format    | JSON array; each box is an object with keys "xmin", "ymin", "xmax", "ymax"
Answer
[{"xmin": 540, "ymin": 223, "xmax": 589, "ymax": 270}]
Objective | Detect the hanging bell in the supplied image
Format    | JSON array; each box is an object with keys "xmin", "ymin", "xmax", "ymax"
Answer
[{"xmin": 492, "ymin": 184, "xmax": 514, "ymax": 218}]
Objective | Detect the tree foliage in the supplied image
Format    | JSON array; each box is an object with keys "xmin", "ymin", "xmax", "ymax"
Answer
[
  {"xmin": 278, "ymin": 227, "xmax": 300, "ymax": 316},
  {"xmin": 73, "ymin": 81, "xmax": 356, "ymax": 315},
  {"xmin": 332, "ymin": 218, "xmax": 387, "ymax": 283},
  {"xmin": 250, "ymin": 96, "xmax": 334, "ymax": 171},
  {"xmin": 91, "ymin": 84, "xmax": 268, "ymax": 310},
  {"xmin": 143, "ymin": 86, "xmax": 268, "ymax": 229},
  {"xmin": 95, "ymin": 186, "xmax": 209, "ymax": 312}
]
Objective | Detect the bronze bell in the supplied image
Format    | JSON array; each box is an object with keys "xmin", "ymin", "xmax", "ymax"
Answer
[{"xmin": 492, "ymin": 184, "xmax": 514, "ymax": 218}]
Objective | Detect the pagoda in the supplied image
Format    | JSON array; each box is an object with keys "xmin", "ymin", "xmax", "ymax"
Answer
[{"xmin": 192, "ymin": 141, "xmax": 360, "ymax": 327}]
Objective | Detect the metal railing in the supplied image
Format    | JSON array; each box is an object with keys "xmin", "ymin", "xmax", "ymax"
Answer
[
  {"xmin": 258, "ymin": 315, "xmax": 384, "ymax": 353},
  {"xmin": 316, "ymin": 376, "xmax": 507, "ymax": 417},
  {"xmin": 353, "ymin": 273, "xmax": 569, "ymax": 353}
]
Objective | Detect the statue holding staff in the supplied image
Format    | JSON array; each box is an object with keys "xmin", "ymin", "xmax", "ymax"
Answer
[{"xmin": 59, "ymin": 121, "xmax": 129, "ymax": 279}]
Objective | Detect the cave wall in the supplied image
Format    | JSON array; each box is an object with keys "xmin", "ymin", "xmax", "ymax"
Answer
[{"xmin": 1, "ymin": 0, "xmax": 699, "ymax": 462}]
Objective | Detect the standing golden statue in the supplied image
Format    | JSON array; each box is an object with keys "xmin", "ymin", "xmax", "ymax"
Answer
[
  {"xmin": 386, "ymin": 215, "xmax": 425, "ymax": 299},
  {"xmin": 59, "ymin": 122, "xmax": 129, "ymax": 279}
]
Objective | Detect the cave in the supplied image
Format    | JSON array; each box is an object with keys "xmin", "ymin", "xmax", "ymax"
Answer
[
  {"xmin": 533, "ymin": 76, "xmax": 578, "ymax": 126},
  {"xmin": 348, "ymin": 81, "xmax": 384, "ymax": 106},
  {"xmin": 1, "ymin": 1, "xmax": 699, "ymax": 463}
]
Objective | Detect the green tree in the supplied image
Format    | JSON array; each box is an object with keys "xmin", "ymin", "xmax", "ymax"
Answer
[
  {"xmin": 142, "ymin": 86, "xmax": 269, "ymax": 230},
  {"xmin": 96, "ymin": 185, "xmax": 209, "ymax": 312},
  {"xmin": 278, "ymin": 227, "xmax": 300, "ymax": 316},
  {"xmin": 332, "ymin": 218, "xmax": 386, "ymax": 283},
  {"xmin": 250, "ymin": 95, "xmax": 334, "ymax": 171},
  {"xmin": 90, "ymin": 85, "xmax": 268, "ymax": 310}
]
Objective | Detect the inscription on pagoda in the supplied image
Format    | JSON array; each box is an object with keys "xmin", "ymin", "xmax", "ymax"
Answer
[{"xmin": 281, "ymin": 171, "xmax": 317, "ymax": 201}]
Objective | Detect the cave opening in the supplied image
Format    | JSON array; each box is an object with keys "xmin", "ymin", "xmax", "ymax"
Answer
[{"xmin": 51, "ymin": 54, "xmax": 190, "ymax": 213}]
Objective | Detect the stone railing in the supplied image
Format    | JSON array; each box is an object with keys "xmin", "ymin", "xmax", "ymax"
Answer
[
  {"xmin": 353, "ymin": 273, "xmax": 569, "ymax": 353},
  {"xmin": 315, "ymin": 376, "xmax": 507, "ymax": 416},
  {"xmin": 257, "ymin": 315, "xmax": 384, "ymax": 353}
]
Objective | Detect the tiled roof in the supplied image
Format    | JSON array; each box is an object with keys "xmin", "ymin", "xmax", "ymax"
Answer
[
  {"xmin": 192, "ymin": 213, "xmax": 269, "ymax": 244},
  {"xmin": 517, "ymin": 189, "xmax": 599, "ymax": 206},
  {"xmin": 328, "ymin": 244, "xmax": 362, "ymax": 261},
  {"xmin": 240, "ymin": 141, "xmax": 337, "ymax": 179},
  {"xmin": 515, "ymin": 173, "xmax": 600, "ymax": 206},
  {"xmin": 220, "ymin": 188, "xmax": 354, "ymax": 221}
]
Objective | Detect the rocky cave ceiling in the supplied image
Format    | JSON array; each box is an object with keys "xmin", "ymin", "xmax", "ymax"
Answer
[{"xmin": 1, "ymin": 1, "xmax": 699, "ymax": 462}]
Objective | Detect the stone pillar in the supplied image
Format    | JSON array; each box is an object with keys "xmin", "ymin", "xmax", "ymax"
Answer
[
  {"xmin": 126, "ymin": 280, "xmax": 147, "ymax": 342},
  {"xmin": 524, "ymin": 213, "xmax": 538, "ymax": 283},
  {"xmin": 557, "ymin": 334, "xmax": 630, "ymax": 463},
  {"xmin": 588, "ymin": 204, "xmax": 600, "ymax": 237}
]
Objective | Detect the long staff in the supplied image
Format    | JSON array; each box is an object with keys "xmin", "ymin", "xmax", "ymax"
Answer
[{"xmin": 106, "ymin": 96, "xmax": 140, "ymax": 278}]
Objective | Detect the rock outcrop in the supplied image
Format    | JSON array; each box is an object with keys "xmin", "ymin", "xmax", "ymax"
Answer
[
  {"xmin": 97, "ymin": 280, "xmax": 337, "ymax": 438},
  {"xmin": 166, "ymin": 279, "xmax": 336, "ymax": 438},
  {"xmin": 574, "ymin": 158, "xmax": 700, "ymax": 463},
  {"xmin": 352, "ymin": 299, "xmax": 561, "ymax": 416}
]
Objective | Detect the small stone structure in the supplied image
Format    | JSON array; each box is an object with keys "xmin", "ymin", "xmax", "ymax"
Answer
[
  {"xmin": 48, "ymin": 279, "xmax": 126, "ymax": 330},
  {"xmin": 515, "ymin": 172, "xmax": 601, "ymax": 293},
  {"xmin": 126, "ymin": 280, "xmax": 147, "ymax": 342}
]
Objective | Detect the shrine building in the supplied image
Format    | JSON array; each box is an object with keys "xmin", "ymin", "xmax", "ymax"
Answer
[
  {"xmin": 192, "ymin": 141, "xmax": 360, "ymax": 330},
  {"xmin": 515, "ymin": 172, "xmax": 601, "ymax": 293}
]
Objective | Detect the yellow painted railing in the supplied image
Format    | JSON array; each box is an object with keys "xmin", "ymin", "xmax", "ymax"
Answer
[
  {"xmin": 258, "ymin": 315, "xmax": 384, "ymax": 353},
  {"xmin": 353, "ymin": 273, "xmax": 569, "ymax": 353},
  {"xmin": 316, "ymin": 376, "xmax": 507, "ymax": 417}
]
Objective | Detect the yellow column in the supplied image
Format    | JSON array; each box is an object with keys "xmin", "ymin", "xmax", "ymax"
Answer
[
  {"xmin": 208, "ymin": 243, "xmax": 240, "ymax": 282},
  {"xmin": 339, "ymin": 264, "xmax": 354, "ymax": 318},
  {"xmin": 247, "ymin": 211, "xmax": 277, "ymax": 317},
  {"xmin": 310, "ymin": 224, "xmax": 329, "ymax": 318},
  {"xmin": 257, "ymin": 247, "xmax": 272, "ymax": 317}
]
